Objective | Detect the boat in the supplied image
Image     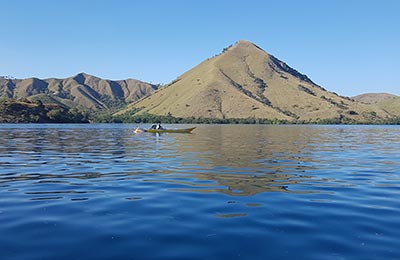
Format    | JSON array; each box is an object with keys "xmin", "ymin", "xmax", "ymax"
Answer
[{"xmin": 135, "ymin": 127, "xmax": 196, "ymax": 134}]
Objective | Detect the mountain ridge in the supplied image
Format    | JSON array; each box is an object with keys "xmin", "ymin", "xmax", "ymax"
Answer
[{"xmin": 0, "ymin": 72, "xmax": 158, "ymax": 111}]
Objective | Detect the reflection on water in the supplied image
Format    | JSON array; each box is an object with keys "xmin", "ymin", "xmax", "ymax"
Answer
[
  {"xmin": 1, "ymin": 124, "xmax": 400, "ymax": 260},
  {"xmin": 1, "ymin": 124, "xmax": 400, "ymax": 198},
  {"xmin": 0, "ymin": 124, "xmax": 320, "ymax": 198}
]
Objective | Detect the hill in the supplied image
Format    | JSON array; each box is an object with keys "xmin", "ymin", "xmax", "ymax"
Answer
[
  {"xmin": 0, "ymin": 98, "xmax": 88, "ymax": 123},
  {"xmin": 353, "ymin": 93, "xmax": 400, "ymax": 117},
  {"xmin": 0, "ymin": 72, "xmax": 158, "ymax": 111},
  {"xmin": 117, "ymin": 40, "xmax": 392, "ymax": 123},
  {"xmin": 353, "ymin": 93, "xmax": 399, "ymax": 104}
]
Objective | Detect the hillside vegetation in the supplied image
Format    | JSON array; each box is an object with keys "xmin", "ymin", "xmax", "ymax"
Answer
[{"xmin": 0, "ymin": 98, "xmax": 88, "ymax": 123}]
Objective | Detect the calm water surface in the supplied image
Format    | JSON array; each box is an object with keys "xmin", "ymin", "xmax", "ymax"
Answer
[{"xmin": 1, "ymin": 124, "xmax": 400, "ymax": 259}]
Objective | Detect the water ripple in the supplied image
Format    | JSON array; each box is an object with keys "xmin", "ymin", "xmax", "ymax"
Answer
[{"xmin": 1, "ymin": 124, "xmax": 400, "ymax": 259}]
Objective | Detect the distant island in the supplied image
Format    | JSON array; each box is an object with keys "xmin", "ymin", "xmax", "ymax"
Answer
[{"xmin": 1, "ymin": 40, "xmax": 400, "ymax": 124}]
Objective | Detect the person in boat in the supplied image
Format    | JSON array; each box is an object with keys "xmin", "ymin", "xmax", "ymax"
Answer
[{"xmin": 150, "ymin": 123, "xmax": 164, "ymax": 130}]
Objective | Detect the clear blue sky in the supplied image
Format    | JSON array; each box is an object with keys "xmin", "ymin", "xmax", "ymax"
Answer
[{"xmin": 1, "ymin": 0, "xmax": 399, "ymax": 96}]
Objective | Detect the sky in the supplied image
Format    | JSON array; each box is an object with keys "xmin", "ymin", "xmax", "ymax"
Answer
[{"xmin": 1, "ymin": 0, "xmax": 399, "ymax": 96}]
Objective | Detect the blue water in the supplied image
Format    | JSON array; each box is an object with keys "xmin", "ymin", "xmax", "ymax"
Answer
[{"xmin": 1, "ymin": 124, "xmax": 400, "ymax": 260}]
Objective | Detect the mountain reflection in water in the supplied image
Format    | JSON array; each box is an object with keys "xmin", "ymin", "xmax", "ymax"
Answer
[
  {"xmin": 0, "ymin": 124, "xmax": 338, "ymax": 198},
  {"xmin": 1, "ymin": 124, "xmax": 400, "ymax": 200}
]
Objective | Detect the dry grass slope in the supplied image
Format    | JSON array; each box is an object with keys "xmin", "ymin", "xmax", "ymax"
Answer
[
  {"xmin": 353, "ymin": 93, "xmax": 399, "ymax": 104},
  {"xmin": 118, "ymin": 40, "xmax": 393, "ymax": 123},
  {"xmin": 376, "ymin": 97, "xmax": 400, "ymax": 116}
]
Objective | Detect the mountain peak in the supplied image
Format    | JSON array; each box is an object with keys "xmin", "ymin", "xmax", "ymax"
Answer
[
  {"xmin": 235, "ymin": 39, "xmax": 252, "ymax": 45},
  {"xmin": 73, "ymin": 72, "xmax": 101, "ymax": 84},
  {"xmin": 74, "ymin": 72, "xmax": 93, "ymax": 78},
  {"xmin": 234, "ymin": 40, "xmax": 264, "ymax": 51},
  {"xmin": 222, "ymin": 40, "xmax": 264, "ymax": 54},
  {"xmin": 220, "ymin": 40, "xmax": 315, "ymax": 86}
]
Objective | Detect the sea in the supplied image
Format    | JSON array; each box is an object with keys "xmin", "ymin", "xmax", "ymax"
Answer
[{"xmin": 1, "ymin": 124, "xmax": 399, "ymax": 260}]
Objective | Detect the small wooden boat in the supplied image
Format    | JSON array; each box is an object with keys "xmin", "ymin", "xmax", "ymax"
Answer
[
  {"xmin": 145, "ymin": 127, "xmax": 196, "ymax": 133},
  {"xmin": 135, "ymin": 127, "xmax": 196, "ymax": 134}
]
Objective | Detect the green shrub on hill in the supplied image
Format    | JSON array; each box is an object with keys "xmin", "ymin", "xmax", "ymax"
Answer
[{"xmin": 0, "ymin": 99, "xmax": 89, "ymax": 123}]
